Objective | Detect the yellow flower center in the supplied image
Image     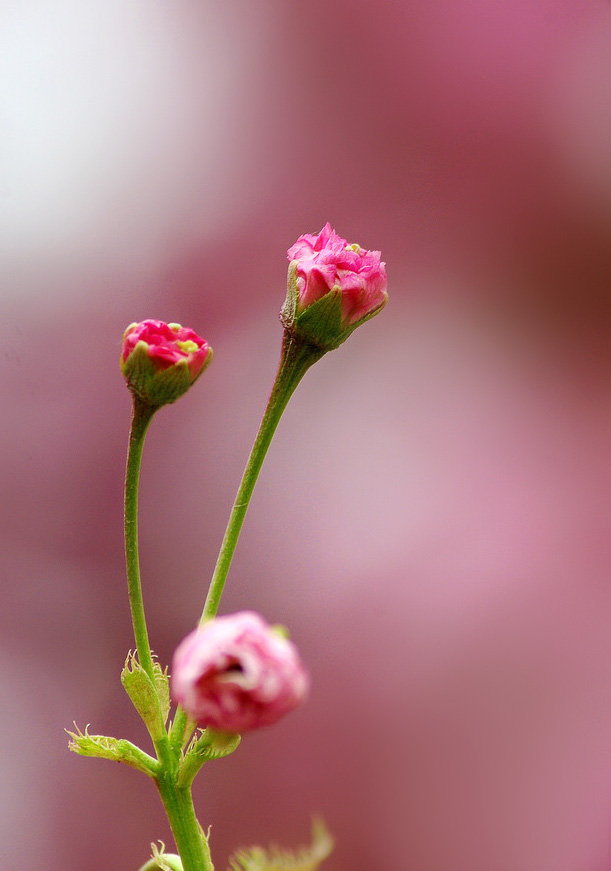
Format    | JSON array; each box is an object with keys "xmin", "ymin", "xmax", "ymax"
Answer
[{"xmin": 176, "ymin": 339, "xmax": 199, "ymax": 354}]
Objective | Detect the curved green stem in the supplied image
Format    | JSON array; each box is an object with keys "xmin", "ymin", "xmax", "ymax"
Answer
[
  {"xmin": 125, "ymin": 398, "xmax": 158, "ymax": 679},
  {"xmin": 123, "ymin": 397, "xmax": 217, "ymax": 870},
  {"xmin": 200, "ymin": 332, "xmax": 324, "ymax": 624},
  {"xmin": 124, "ymin": 398, "xmax": 171, "ymax": 764}
]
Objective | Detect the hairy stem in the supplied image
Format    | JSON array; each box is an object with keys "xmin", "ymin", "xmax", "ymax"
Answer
[{"xmin": 156, "ymin": 777, "xmax": 214, "ymax": 871}]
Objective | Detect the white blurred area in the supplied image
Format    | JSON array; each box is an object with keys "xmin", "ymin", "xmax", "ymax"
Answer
[
  {"xmin": 1, "ymin": 1, "xmax": 275, "ymax": 306},
  {"xmin": 1, "ymin": 2, "xmax": 611, "ymax": 871}
]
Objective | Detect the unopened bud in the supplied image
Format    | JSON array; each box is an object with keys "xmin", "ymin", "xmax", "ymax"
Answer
[
  {"xmin": 171, "ymin": 611, "xmax": 309, "ymax": 733},
  {"xmin": 281, "ymin": 223, "xmax": 387, "ymax": 350},
  {"xmin": 120, "ymin": 319, "xmax": 212, "ymax": 407}
]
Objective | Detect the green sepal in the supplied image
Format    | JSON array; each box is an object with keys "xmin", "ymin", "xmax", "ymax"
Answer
[
  {"xmin": 280, "ymin": 263, "xmax": 299, "ymax": 324},
  {"xmin": 121, "ymin": 341, "xmax": 211, "ymax": 408},
  {"xmin": 280, "ymin": 264, "xmax": 344, "ymax": 352},
  {"xmin": 280, "ymin": 262, "xmax": 386, "ymax": 351},
  {"xmin": 228, "ymin": 818, "xmax": 333, "ymax": 871},
  {"xmin": 66, "ymin": 724, "xmax": 158, "ymax": 777},
  {"xmin": 292, "ymin": 289, "xmax": 344, "ymax": 350},
  {"xmin": 178, "ymin": 728, "xmax": 241, "ymax": 787},
  {"xmin": 121, "ymin": 651, "xmax": 169, "ymax": 740}
]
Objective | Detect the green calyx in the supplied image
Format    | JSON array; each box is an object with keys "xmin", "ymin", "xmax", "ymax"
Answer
[
  {"xmin": 280, "ymin": 262, "xmax": 386, "ymax": 351},
  {"xmin": 121, "ymin": 341, "xmax": 210, "ymax": 408}
]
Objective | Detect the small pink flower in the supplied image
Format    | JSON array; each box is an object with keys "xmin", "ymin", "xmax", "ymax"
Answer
[
  {"xmin": 171, "ymin": 612, "xmax": 309, "ymax": 733},
  {"xmin": 287, "ymin": 223, "xmax": 387, "ymax": 327},
  {"xmin": 120, "ymin": 319, "xmax": 212, "ymax": 406},
  {"xmin": 122, "ymin": 319, "xmax": 211, "ymax": 378}
]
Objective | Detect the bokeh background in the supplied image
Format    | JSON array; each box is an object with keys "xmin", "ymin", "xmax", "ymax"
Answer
[{"xmin": 2, "ymin": 2, "xmax": 610, "ymax": 869}]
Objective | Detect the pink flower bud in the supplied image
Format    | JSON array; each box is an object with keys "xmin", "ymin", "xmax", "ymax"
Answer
[
  {"xmin": 171, "ymin": 612, "xmax": 309, "ymax": 733},
  {"xmin": 120, "ymin": 319, "xmax": 212, "ymax": 407},
  {"xmin": 282, "ymin": 223, "xmax": 388, "ymax": 350}
]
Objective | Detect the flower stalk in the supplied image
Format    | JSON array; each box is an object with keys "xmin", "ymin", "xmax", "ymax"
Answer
[
  {"xmin": 124, "ymin": 398, "xmax": 175, "ymax": 767},
  {"xmin": 124, "ymin": 398, "xmax": 159, "ymax": 684},
  {"xmin": 125, "ymin": 395, "xmax": 215, "ymax": 871},
  {"xmin": 200, "ymin": 332, "xmax": 324, "ymax": 624}
]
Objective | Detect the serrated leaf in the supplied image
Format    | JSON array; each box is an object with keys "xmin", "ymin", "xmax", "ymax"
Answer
[
  {"xmin": 121, "ymin": 651, "xmax": 168, "ymax": 739},
  {"xmin": 178, "ymin": 728, "xmax": 241, "ymax": 787},
  {"xmin": 153, "ymin": 661, "xmax": 170, "ymax": 724},
  {"xmin": 187, "ymin": 728, "xmax": 242, "ymax": 761},
  {"xmin": 66, "ymin": 724, "xmax": 157, "ymax": 776},
  {"xmin": 228, "ymin": 819, "xmax": 333, "ymax": 871}
]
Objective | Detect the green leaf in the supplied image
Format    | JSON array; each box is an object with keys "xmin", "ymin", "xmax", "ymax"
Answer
[
  {"xmin": 121, "ymin": 651, "xmax": 168, "ymax": 739},
  {"xmin": 152, "ymin": 660, "xmax": 171, "ymax": 724},
  {"xmin": 188, "ymin": 728, "xmax": 241, "ymax": 761},
  {"xmin": 228, "ymin": 819, "xmax": 333, "ymax": 871},
  {"xmin": 178, "ymin": 728, "xmax": 241, "ymax": 787},
  {"xmin": 66, "ymin": 723, "xmax": 158, "ymax": 776}
]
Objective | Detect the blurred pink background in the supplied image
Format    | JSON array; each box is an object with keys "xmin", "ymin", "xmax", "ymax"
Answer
[{"xmin": 1, "ymin": 2, "xmax": 610, "ymax": 869}]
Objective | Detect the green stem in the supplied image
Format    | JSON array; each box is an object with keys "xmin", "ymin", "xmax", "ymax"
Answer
[
  {"xmin": 157, "ymin": 778, "xmax": 214, "ymax": 871},
  {"xmin": 125, "ymin": 398, "xmax": 158, "ymax": 679},
  {"xmin": 124, "ymin": 397, "xmax": 212, "ymax": 870},
  {"xmin": 127, "ymin": 334, "xmax": 323, "ymax": 871},
  {"xmin": 200, "ymin": 332, "xmax": 324, "ymax": 624},
  {"xmin": 124, "ymin": 398, "xmax": 171, "ymax": 763}
]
